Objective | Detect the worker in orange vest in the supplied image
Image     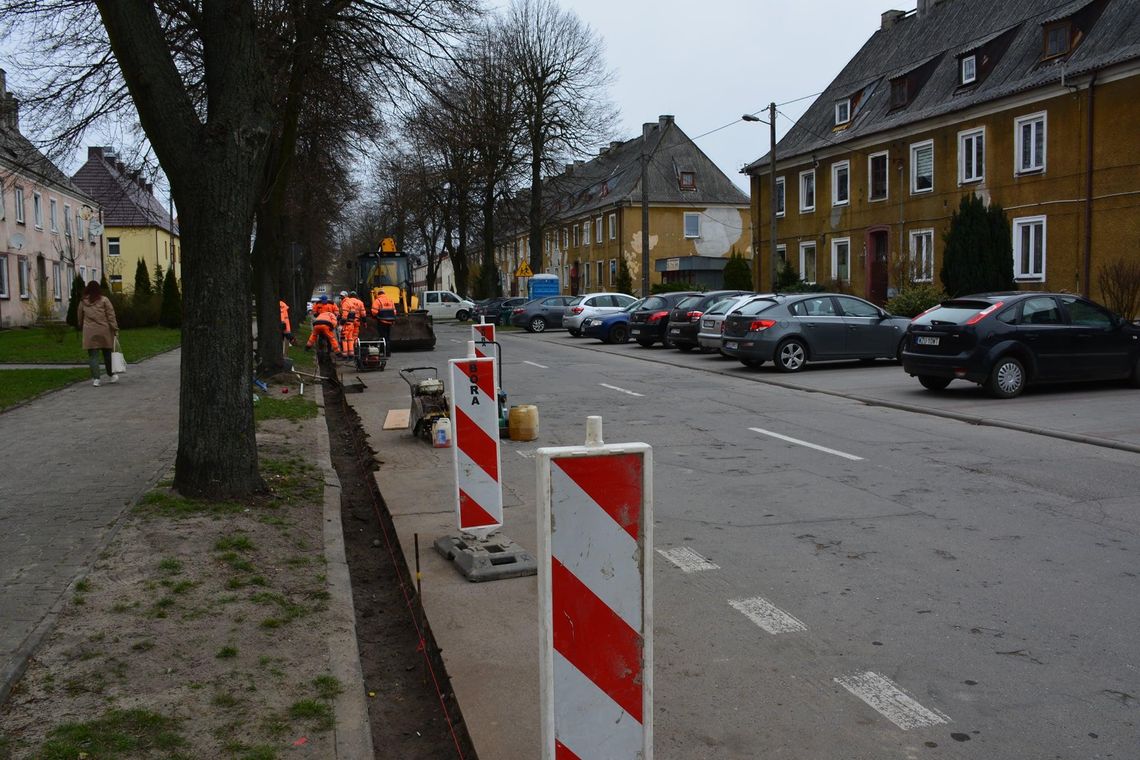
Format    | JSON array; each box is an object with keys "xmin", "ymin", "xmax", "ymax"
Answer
[
  {"xmin": 305, "ymin": 296, "xmax": 339, "ymax": 357},
  {"xmin": 371, "ymin": 290, "xmax": 397, "ymax": 357},
  {"xmin": 279, "ymin": 300, "xmax": 295, "ymax": 356},
  {"xmin": 339, "ymin": 291, "xmax": 366, "ymax": 358},
  {"xmin": 311, "ymin": 294, "xmax": 338, "ymax": 319}
]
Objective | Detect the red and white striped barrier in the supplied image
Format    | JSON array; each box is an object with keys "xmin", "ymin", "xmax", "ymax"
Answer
[
  {"xmin": 472, "ymin": 322, "xmax": 496, "ymax": 360},
  {"xmin": 538, "ymin": 417, "xmax": 653, "ymax": 759},
  {"xmin": 449, "ymin": 354, "xmax": 502, "ymax": 539}
]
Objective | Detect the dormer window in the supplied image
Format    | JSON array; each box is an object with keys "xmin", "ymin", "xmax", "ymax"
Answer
[
  {"xmin": 890, "ymin": 79, "xmax": 909, "ymax": 109},
  {"xmin": 678, "ymin": 171, "xmax": 696, "ymax": 190},
  {"xmin": 834, "ymin": 99, "xmax": 851, "ymax": 125},
  {"xmin": 961, "ymin": 55, "xmax": 977, "ymax": 85},
  {"xmin": 1044, "ymin": 22, "xmax": 1071, "ymax": 58}
]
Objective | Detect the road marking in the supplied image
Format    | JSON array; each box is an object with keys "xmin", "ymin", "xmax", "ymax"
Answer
[
  {"xmin": 600, "ymin": 383, "xmax": 644, "ymax": 397},
  {"xmin": 657, "ymin": 547, "xmax": 720, "ymax": 573},
  {"xmin": 516, "ymin": 450, "xmax": 535, "ymax": 459},
  {"xmin": 449, "ymin": 339, "xmax": 462, "ymax": 344},
  {"xmin": 748, "ymin": 427, "xmax": 863, "ymax": 461},
  {"xmin": 728, "ymin": 596, "xmax": 807, "ymax": 634},
  {"xmin": 833, "ymin": 671, "xmax": 951, "ymax": 731},
  {"xmin": 523, "ymin": 360, "xmax": 549, "ymax": 369}
]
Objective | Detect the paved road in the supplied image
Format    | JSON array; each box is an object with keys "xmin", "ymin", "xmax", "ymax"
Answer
[
  {"xmin": 0, "ymin": 352, "xmax": 179, "ymax": 702},
  {"xmin": 420, "ymin": 322, "xmax": 1140, "ymax": 758}
]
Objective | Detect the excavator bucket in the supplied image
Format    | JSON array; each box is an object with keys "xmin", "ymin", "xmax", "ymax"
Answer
[{"xmin": 389, "ymin": 312, "xmax": 436, "ymax": 351}]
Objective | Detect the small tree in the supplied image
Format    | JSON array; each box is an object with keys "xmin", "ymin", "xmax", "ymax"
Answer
[
  {"xmin": 160, "ymin": 268, "xmax": 182, "ymax": 328},
  {"xmin": 775, "ymin": 259, "xmax": 800, "ymax": 291},
  {"xmin": 152, "ymin": 263, "xmax": 165, "ymax": 295},
  {"xmin": 940, "ymin": 194, "xmax": 1014, "ymax": 297},
  {"xmin": 66, "ymin": 275, "xmax": 84, "ymax": 328},
  {"xmin": 722, "ymin": 250, "xmax": 752, "ymax": 290},
  {"xmin": 1097, "ymin": 258, "xmax": 1140, "ymax": 320},
  {"xmin": 133, "ymin": 259, "xmax": 152, "ymax": 299},
  {"xmin": 615, "ymin": 256, "xmax": 633, "ymax": 295}
]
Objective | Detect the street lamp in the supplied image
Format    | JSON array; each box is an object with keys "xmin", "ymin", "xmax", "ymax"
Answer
[{"xmin": 743, "ymin": 106, "xmax": 778, "ymax": 292}]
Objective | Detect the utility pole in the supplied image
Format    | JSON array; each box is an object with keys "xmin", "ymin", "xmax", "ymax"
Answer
[
  {"xmin": 640, "ymin": 122, "xmax": 651, "ymax": 297},
  {"xmin": 769, "ymin": 101, "xmax": 778, "ymax": 292}
]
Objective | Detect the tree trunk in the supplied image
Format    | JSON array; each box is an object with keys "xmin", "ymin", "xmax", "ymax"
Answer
[
  {"xmin": 528, "ymin": 155, "xmax": 544, "ymax": 274},
  {"xmin": 454, "ymin": 192, "xmax": 471, "ymax": 295},
  {"xmin": 252, "ymin": 209, "xmax": 285, "ymax": 375}
]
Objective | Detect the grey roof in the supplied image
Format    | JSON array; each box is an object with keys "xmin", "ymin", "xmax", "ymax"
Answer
[
  {"xmin": 71, "ymin": 147, "xmax": 177, "ymax": 233},
  {"xmin": 746, "ymin": 0, "xmax": 1140, "ymax": 171},
  {"xmin": 0, "ymin": 126, "xmax": 93, "ymax": 205}
]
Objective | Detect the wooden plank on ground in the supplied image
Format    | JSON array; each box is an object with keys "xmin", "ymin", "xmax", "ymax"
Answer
[{"xmin": 383, "ymin": 409, "xmax": 410, "ymax": 430}]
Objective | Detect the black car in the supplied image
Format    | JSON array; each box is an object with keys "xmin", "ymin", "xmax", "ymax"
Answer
[
  {"xmin": 665, "ymin": 290, "xmax": 753, "ymax": 352},
  {"xmin": 902, "ymin": 291, "xmax": 1140, "ymax": 398},
  {"xmin": 628, "ymin": 292, "xmax": 700, "ymax": 347},
  {"xmin": 471, "ymin": 297, "xmax": 512, "ymax": 324},
  {"xmin": 495, "ymin": 297, "xmax": 527, "ymax": 326}
]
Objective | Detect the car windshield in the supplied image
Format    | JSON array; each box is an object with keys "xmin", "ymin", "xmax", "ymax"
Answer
[
  {"xmin": 706, "ymin": 296, "xmax": 744, "ymax": 315},
  {"xmin": 732, "ymin": 298, "xmax": 778, "ymax": 316},
  {"xmin": 912, "ymin": 300, "xmax": 996, "ymax": 326},
  {"xmin": 675, "ymin": 296, "xmax": 701, "ymax": 310},
  {"xmin": 568, "ymin": 296, "xmax": 584, "ymax": 306},
  {"xmin": 622, "ymin": 298, "xmax": 646, "ymax": 313},
  {"xmin": 640, "ymin": 297, "xmax": 668, "ymax": 310}
]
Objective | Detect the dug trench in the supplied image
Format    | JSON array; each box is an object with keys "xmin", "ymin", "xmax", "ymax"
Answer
[{"xmin": 321, "ymin": 366, "xmax": 477, "ymax": 759}]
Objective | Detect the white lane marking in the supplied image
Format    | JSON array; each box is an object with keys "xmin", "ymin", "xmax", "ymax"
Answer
[
  {"xmin": 748, "ymin": 427, "xmax": 863, "ymax": 461},
  {"xmin": 600, "ymin": 383, "xmax": 644, "ymax": 397},
  {"xmin": 728, "ymin": 596, "xmax": 808, "ymax": 634},
  {"xmin": 516, "ymin": 450, "xmax": 535, "ymax": 459},
  {"xmin": 833, "ymin": 671, "xmax": 951, "ymax": 731},
  {"xmin": 449, "ymin": 339, "xmax": 462, "ymax": 344},
  {"xmin": 523, "ymin": 360, "xmax": 549, "ymax": 369},
  {"xmin": 657, "ymin": 547, "xmax": 720, "ymax": 573}
]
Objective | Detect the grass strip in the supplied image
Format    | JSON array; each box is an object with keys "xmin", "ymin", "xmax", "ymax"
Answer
[
  {"xmin": 0, "ymin": 368, "xmax": 89, "ymax": 410},
  {"xmin": 0, "ymin": 326, "xmax": 181, "ymax": 364}
]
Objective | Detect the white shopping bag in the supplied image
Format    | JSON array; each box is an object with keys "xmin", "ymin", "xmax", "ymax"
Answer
[{"xmin": 111, "ymin": 337, "xmax": 127, "ymax": 374}]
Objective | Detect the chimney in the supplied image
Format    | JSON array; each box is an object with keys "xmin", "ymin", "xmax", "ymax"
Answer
[
  {"xmin": 88, "ymin": 146, "xmax": 105, "ymax": 161},
  {"xmin": 116, "ymin": 160, "xmax": 125, "ymax": 175},
  {"xmin": 610, "ymin": 141, "xmax": 623, "ymax": 150},
  {"xmin": 0, "ymin": 70, "xmax": 19, "ymax": 132},
  {"xmin": 916, "ymin": 0, "xmax": 949, "ymax": 17},
  {"xmin": 659, "ymin": 114, "xmax": 675, "ymax": 128},
  {"xmin": 575, "ymin": 160, "xmax": 585, "ymax": 167},
  {"xmin": 145, "ymin": 182, "xmax": 153, "ymax": 195},
  {"xmin": 565, "ymin": 163, "xmax": 574, "ymax": 175},
  {"xmin": 881, "ymin": 9, "xmax": 906, "ymax": 29}
]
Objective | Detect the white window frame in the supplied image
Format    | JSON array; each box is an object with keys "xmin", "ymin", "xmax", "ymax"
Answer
[
  {"xmin": 799, "ymin": 242, "xmax": 817, "ymax": 284},
  {"xmin": 1013, "ymin": 215, "xmax": 1047, "ymax": 282},
  {"xmin": 14, "ymin": 185, "xmax": 24, "ymax": 224},
  {"xmin": 799, "ymin": 169, "xmax": 816, "ymax": 213},
  {"xmin": 958, "ymin": 127, "xmax": 985, "ymax": 184},
  {"xmin": 608, "ymin": 213, "xmax": 617, "ymax": 240},
  {"xmin": 775, "ymin": 176, "xmax": 785, "ymax": 217},
  {"xmin": 609, "ymin": 258, "xmax": 617, "ymax": 285},
  {"xmin": 0, "ymin": 179, "xmax": 5, "ymax": 221},
  {"xmin": 33, "ymin": 192, "xmax": 43, "ymax": 229},
  {"xmin": 562, "ymin": 228, "xmax": 569, "ymax": 249},
  {"xmin": 776, "ymin": 244, "xmax": 787, "ymax": 268},
  {"xmin": 583, "ymin": 261, "xmax": 590, "ymax": 289},
  {"xmin": 831, "ymin": 238, "xmax": 851, "ymax": 282},
  {"xmin": 64, "ymin": 204, "xmax": 72, "ymax": 236},
  {"xmin": 52, "ymin": 262, "xmax": 62, "ymax": 300},
  {"xmin": 596, "ymin": 260, "xmax": 604, "ymax": 286},
  {"xmin": 583, "ymin": 220, "xmax": 591, "ymax": 246},
  {"xmin": 110, "ymin": 274, "xmax": 124, "ymax": 293},
  {"xmin": 107, "ymin": 237, "xmax": 121, "ymax": 257},
  {"xmin": 910, "ymin": 140, "xmax": 934, "ymax": 194},
  {"xmin": 909, "ymin": 229, "xmax": 935, "ymax": 283},
  {"xmin": 595, "ymin": 216, "xmax": 602, "ymax": 244},
  {"xmin": 868, "ymin": 151, "xmax": 889, "ymax": 202},
  {"xmin": 1015, "ymin": 112, "xmax": 1047, "ymax": 175},
  {"xmin": 79, "ymin": 265, "xmax": 86, "ymax": 283},
  {"xmin": 961, "ymin": 55, "xmax": 977, "ymax": 85},
  {"xmin": 834, "ymin": 99, "xmax": 851, "ymax": 125},
  {"xmin": 89, "ymin": 267, "xmax": 97, "ymax": 284},
  {"xmin": 18, "ymin": 255, "xmax": 30, "ymax": 298},
  {"xmin": 49, "ymin": 198, "xmax": 58, "ymax": 232},
  {"xmin": 831, "ymin": 160, "xmax": 850, "ymax": 206},
  {"xmin": 683, "ymin": 212, "xmax": 701, "ymax": 239},
  {"xmin": 573, "ymin": 224, "xmax": 580, "ymax": 247},
  {"xmin": 0, "ymin": 254, "xmax": 8, "ymax": 298}
]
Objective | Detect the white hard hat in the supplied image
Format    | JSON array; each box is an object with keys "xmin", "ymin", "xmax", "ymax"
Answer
[{"xmin": 340, "ymin": 290, "xmax": 348, "ymax": 297}]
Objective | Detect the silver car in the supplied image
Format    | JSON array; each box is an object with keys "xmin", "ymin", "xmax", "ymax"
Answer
[
  {"xmin": 697, "ymin": 294, "xmax": 766, "ymax": 352},
  {"xmin": 563, "ymin": 292, "xmax": 638, "ymax": 337}
]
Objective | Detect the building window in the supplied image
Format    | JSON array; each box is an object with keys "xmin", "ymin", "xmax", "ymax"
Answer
[
  {"xmin": 910, "ymin": 140, "xmax": 933, "ymax": 193},
  {"xmin": 14, "ymin": 186, "xmax": 24, "ymax": 224},
  {"xmin": 776, "ymin": 244, "xmax": 787, "ymax": 268},
  {"xmin": 608, "ymin": 213, "xmax": 617, "ymax": 240},
  {"xmin": 597, "ymin": 261, "xmax": 604, "ymax": 287},
  {"xmin": 831, "ymin": 161, "xmax": 850, "ymax": 206},
  {"xmin": 959, "ymin": 128, "xmax": 985, "ymax": 183},
  {"xmin": 49, "ymin": 198, "xmax": 58, "ymax": 232},
  {"xmin": 890, "ymin": 78, "xmax": 908, "ymax": 109},
  {"xmin": 1013, "ymin": 216, "xmax": 1046, "ymax": 281},
  {"xmin": 595, "ymin": 216, "xmax": 602, "ymax": 244},
  {"xmin": 583, "ymin": 261, "xmax": 590, "ymax": 289},
  {"xmin": 0, "ymin": 179, "xmax": 5, "ymax": 221},
  {"xmin": 53, "ymin": 262, "xmax": 62, "ymax": 300},
  {"xmin": 33, "ymin": 192, "xmax": 43, "ymax": 229},
  {"xmin": 909, "ymin": 229, "xmax": 935, "ymax": 282},
  {"xmin": 562, "ymin": 228, "xmax": 569, "ymax": 249},
  {"xmin": 0, "ymin": 254, "xmax": 8, "ymax": 297},
  {"xmin": 799, "ymin": 242, "xmax": 817, "ymax": 284},
  {"xmin": 583, "ymin": 221, "xmax": 591, "ymax": 246},
  {"xmin": 834, "ymin": 99, "xmax": 851, "ymax": 125},
  {"xmin": 90, "ymin": 267, "xmax": 97, "ymax": 283},
  {"xmin": 18, "ymin": 256, "xmax": 30, "ymax": 298},
  {"xmin": 868, "ymin": 151, "xmax": 888, "ymax": 201},
  {"xmin": 832, "ymin": 238, "xmax": 850, "ymax": 282},
  {"xmin": 775, "ymin": 176, "xmax": 785, "ymax": 217},
  {"xmin": 961, "ymin": 55, "xmax": 977, "ymax": 85},
  {"xmin": 1015, "ymin": 112, "xmax": 1046, "ymax": 174},
  {"xmin": 679, "ymin": 171, "xmax": 696, "ymax": 190},
  {"xmin": 573, "ymin": 224, "xmax": 580, "ymax": 247},
  {"xmin": 799, "ymin": 169, "xmax": 815, "ymax": 212},
  {"xmin": 108, "ymin": 237, "xmax": 121, "ymax": 257},
  {"xmin": 683, "ymin": 212, "xmax": 701, "ymax": 239},
  {"xmin": 64, "ymin": 204, "xmax": 72, "ymax": 236},
  {"xmin": 108, "ymin": 275, "xmax": 122, "ymax": 294},
  {"xmin": 609, "ymin": 258, "xmax": 617, "ymax": 285},
  {"xmin": 79, "ymin": 265, "xmax": 86, "ymax": 283},
  {"xmin": 1044, "ymin": 22, "xmax": 1070, "ymax": 58}
]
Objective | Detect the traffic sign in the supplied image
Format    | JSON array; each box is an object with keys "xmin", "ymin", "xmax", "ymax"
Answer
[{"xmin": 515, "ymin": 261, "xmax": 534, "ymax": 278}]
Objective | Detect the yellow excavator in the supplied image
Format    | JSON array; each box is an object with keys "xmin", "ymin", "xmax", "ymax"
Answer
[{"xmin": 354, "ymin": 238, "xmax": 436, "ymax": 351}]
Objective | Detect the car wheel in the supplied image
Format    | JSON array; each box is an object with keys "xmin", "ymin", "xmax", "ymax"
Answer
[
  {"xmin": 529, "ymin": 317, "xmax": 547, "ymax": 333},
  {"xmin": 775, "ymin": 338, "xmax": 808, "ymax": 372},
  {"xmin": 918, "ymin": 375, "xmax": 952, "ymax": 391},
  {"xmin": 609, "ymin": 325, "xmax": 629, "ymax": 344},
  {"xmin": 740, "ymin": 358, "xmax": 764, "ymax": 368},
  {"xmin": 987, "ymin": 356, "xmax": 1026, "ymax": 399},
  {"xmin": 636, "ymin": 338, "xmax": 654, "ymax": 347},
  {"xmin": 568, "ymin": 328, "xmax": 580, "ymax": 337},
  {"xmin": 456, "ymin": 310, "xmax": 470, "ymax": 322}
]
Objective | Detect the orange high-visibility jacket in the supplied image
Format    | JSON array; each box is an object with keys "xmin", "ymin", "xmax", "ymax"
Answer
[
  {"xmin": 313, "ymin": 310, "xmax": 339, "ymax": 329},
  {"xmin": 341, "ymin": 297, "xmax": 366, "ymax": 322},
  {"xmin": 312, "ymin": 302, "xmax": 338, "ymax": 319},
  {"xmin": 371, "ymin": 294, "xmax": 397, "ymax": 325},
  {"xmin": 279, "ymin": 301, "xmax": 291, "ymax": 333}
]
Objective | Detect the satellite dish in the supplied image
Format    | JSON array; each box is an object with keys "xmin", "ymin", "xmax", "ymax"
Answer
[
  {"xmin": 90, "ymin": 222, "xmax": 104, "ymax": 236},
  {"xmin": 9, "ymin": 233, "xmax": 24, "ymax": 250}
]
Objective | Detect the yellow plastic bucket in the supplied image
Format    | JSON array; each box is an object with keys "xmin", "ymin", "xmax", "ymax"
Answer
[{"xmin": 508, "ymin": 405, "xmax": 539, "ymax": 441}]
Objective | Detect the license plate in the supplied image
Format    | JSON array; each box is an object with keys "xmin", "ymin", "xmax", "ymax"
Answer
[
  {"xmin": 630, "ymin": 327, "xmax": 642, "ymax": 334},
  {"xmin": 669, "ymin": 328, "xmax": 680, "ymax": 335},
  {"xmin": 725, "ymin": 341, "xmax": 738, "ymax": 350},
  {"xmin": 703, "ymin": 320, "xmax": 714, "ymax": 328},
  {"xmin": 915, "ymin": 336, "xmax": 940, "ymax": 346}
]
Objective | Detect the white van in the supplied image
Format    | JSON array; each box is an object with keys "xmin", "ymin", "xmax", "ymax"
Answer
[{"xmin": 420, "ymin": 290, "xmax": 475, "ymax": 321}]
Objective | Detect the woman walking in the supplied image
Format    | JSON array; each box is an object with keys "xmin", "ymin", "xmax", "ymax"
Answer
[{"xmin": 77, "ymin": 281, "xmax": 119, "ymax": 387}]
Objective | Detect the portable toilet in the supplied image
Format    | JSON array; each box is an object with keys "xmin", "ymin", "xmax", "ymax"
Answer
[{"xmin": 528, "ymin": 273, "xmax": 560, "ymax": 299}]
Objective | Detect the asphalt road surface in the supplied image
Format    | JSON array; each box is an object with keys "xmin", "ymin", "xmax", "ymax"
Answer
[{"xmin": 443, "ymin": 322, "xmax": 1139, "ymax": 758}]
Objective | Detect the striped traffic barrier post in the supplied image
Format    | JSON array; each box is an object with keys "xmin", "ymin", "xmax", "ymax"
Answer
[
  {"xmin": 472, "ymin": 321, "xmax": 496, "ymax": 361},
  {"xmin": 449, "ymin": 347, "xmax": 502, "ymax": 539},
  {"xmin": 537, "ymin": 416, "xmax": 653, "ymax": 759}
]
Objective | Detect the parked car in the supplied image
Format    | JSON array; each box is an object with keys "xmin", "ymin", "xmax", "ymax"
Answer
[
  {"xmin": 582, "ymin": 298, "xmax": 646, "ymax": 344},
  {"xmin": 902, "ymin": 291, "xmax": 1140, "ymax": 398},
  {"xmin": 628, "ymin": 292, "xmax": 701, "ymax": 347},
  {"xmin": 697, "ymin": 294, "xmax": 766, "ymax": 353},
  {"xmin": 421, "ymin": 290, "xmax": 475, "ymax": 322},
  {"xmin": 510, "ymin": 295, "xmax": 577, "ymax": 332},
  {"xmin": 563, "ymin": 292, "xmax": 638, "ymax": 336},
  {"xmin": 666, "ymin": 290, "xmax": 754, "ymax": 351},
  {"xmin": 471, "ymin": 297, "xmax": 513, "ymax": 324},
  {"xmin": 722, "ymin": 293, "xmax": 909, "ymax": 371},
  {"xmin": 495, "ymin": 297, "xmax": 527, "ymax": 326}
]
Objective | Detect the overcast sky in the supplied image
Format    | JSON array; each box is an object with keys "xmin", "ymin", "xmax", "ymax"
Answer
[{"xmin": 556, "ymin": 0, "xmax": 915, "ymax": 191}]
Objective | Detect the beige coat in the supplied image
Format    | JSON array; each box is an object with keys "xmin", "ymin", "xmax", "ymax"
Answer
[{"xmin": 78, "ymin": 296, "xmax": 119, "ymax": 350}]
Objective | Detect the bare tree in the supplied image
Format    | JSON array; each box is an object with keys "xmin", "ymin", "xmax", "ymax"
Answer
[{"xmin": 501, "ymin": 0, "xmax": 618, "ymax": 275}]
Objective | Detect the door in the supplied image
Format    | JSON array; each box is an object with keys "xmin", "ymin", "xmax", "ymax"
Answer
[
  {"xmin": 790, "ymin": 296, "xmax": 847, "ymax": 357},
  {"xmin": 1060, "ymin": 296, "xmax": 1134, "ymax": 377},
  {"xmin": 866, "ymin": 229, "xmax": 889, "ymax": 305},
  {"xmin": 837, "ymin": 296, "xmax": 898, "ymax": 357},
  {"xmin": 1016, "ymin": 296, "xmax": 1071, "ymax": 380},
  {"xmin": 424, "ymin": 291, "xmax": 440, "ymax": 318},
  {"xmin": 439, "ymin": 292, "xmax": 461, "ymax": 318}
]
